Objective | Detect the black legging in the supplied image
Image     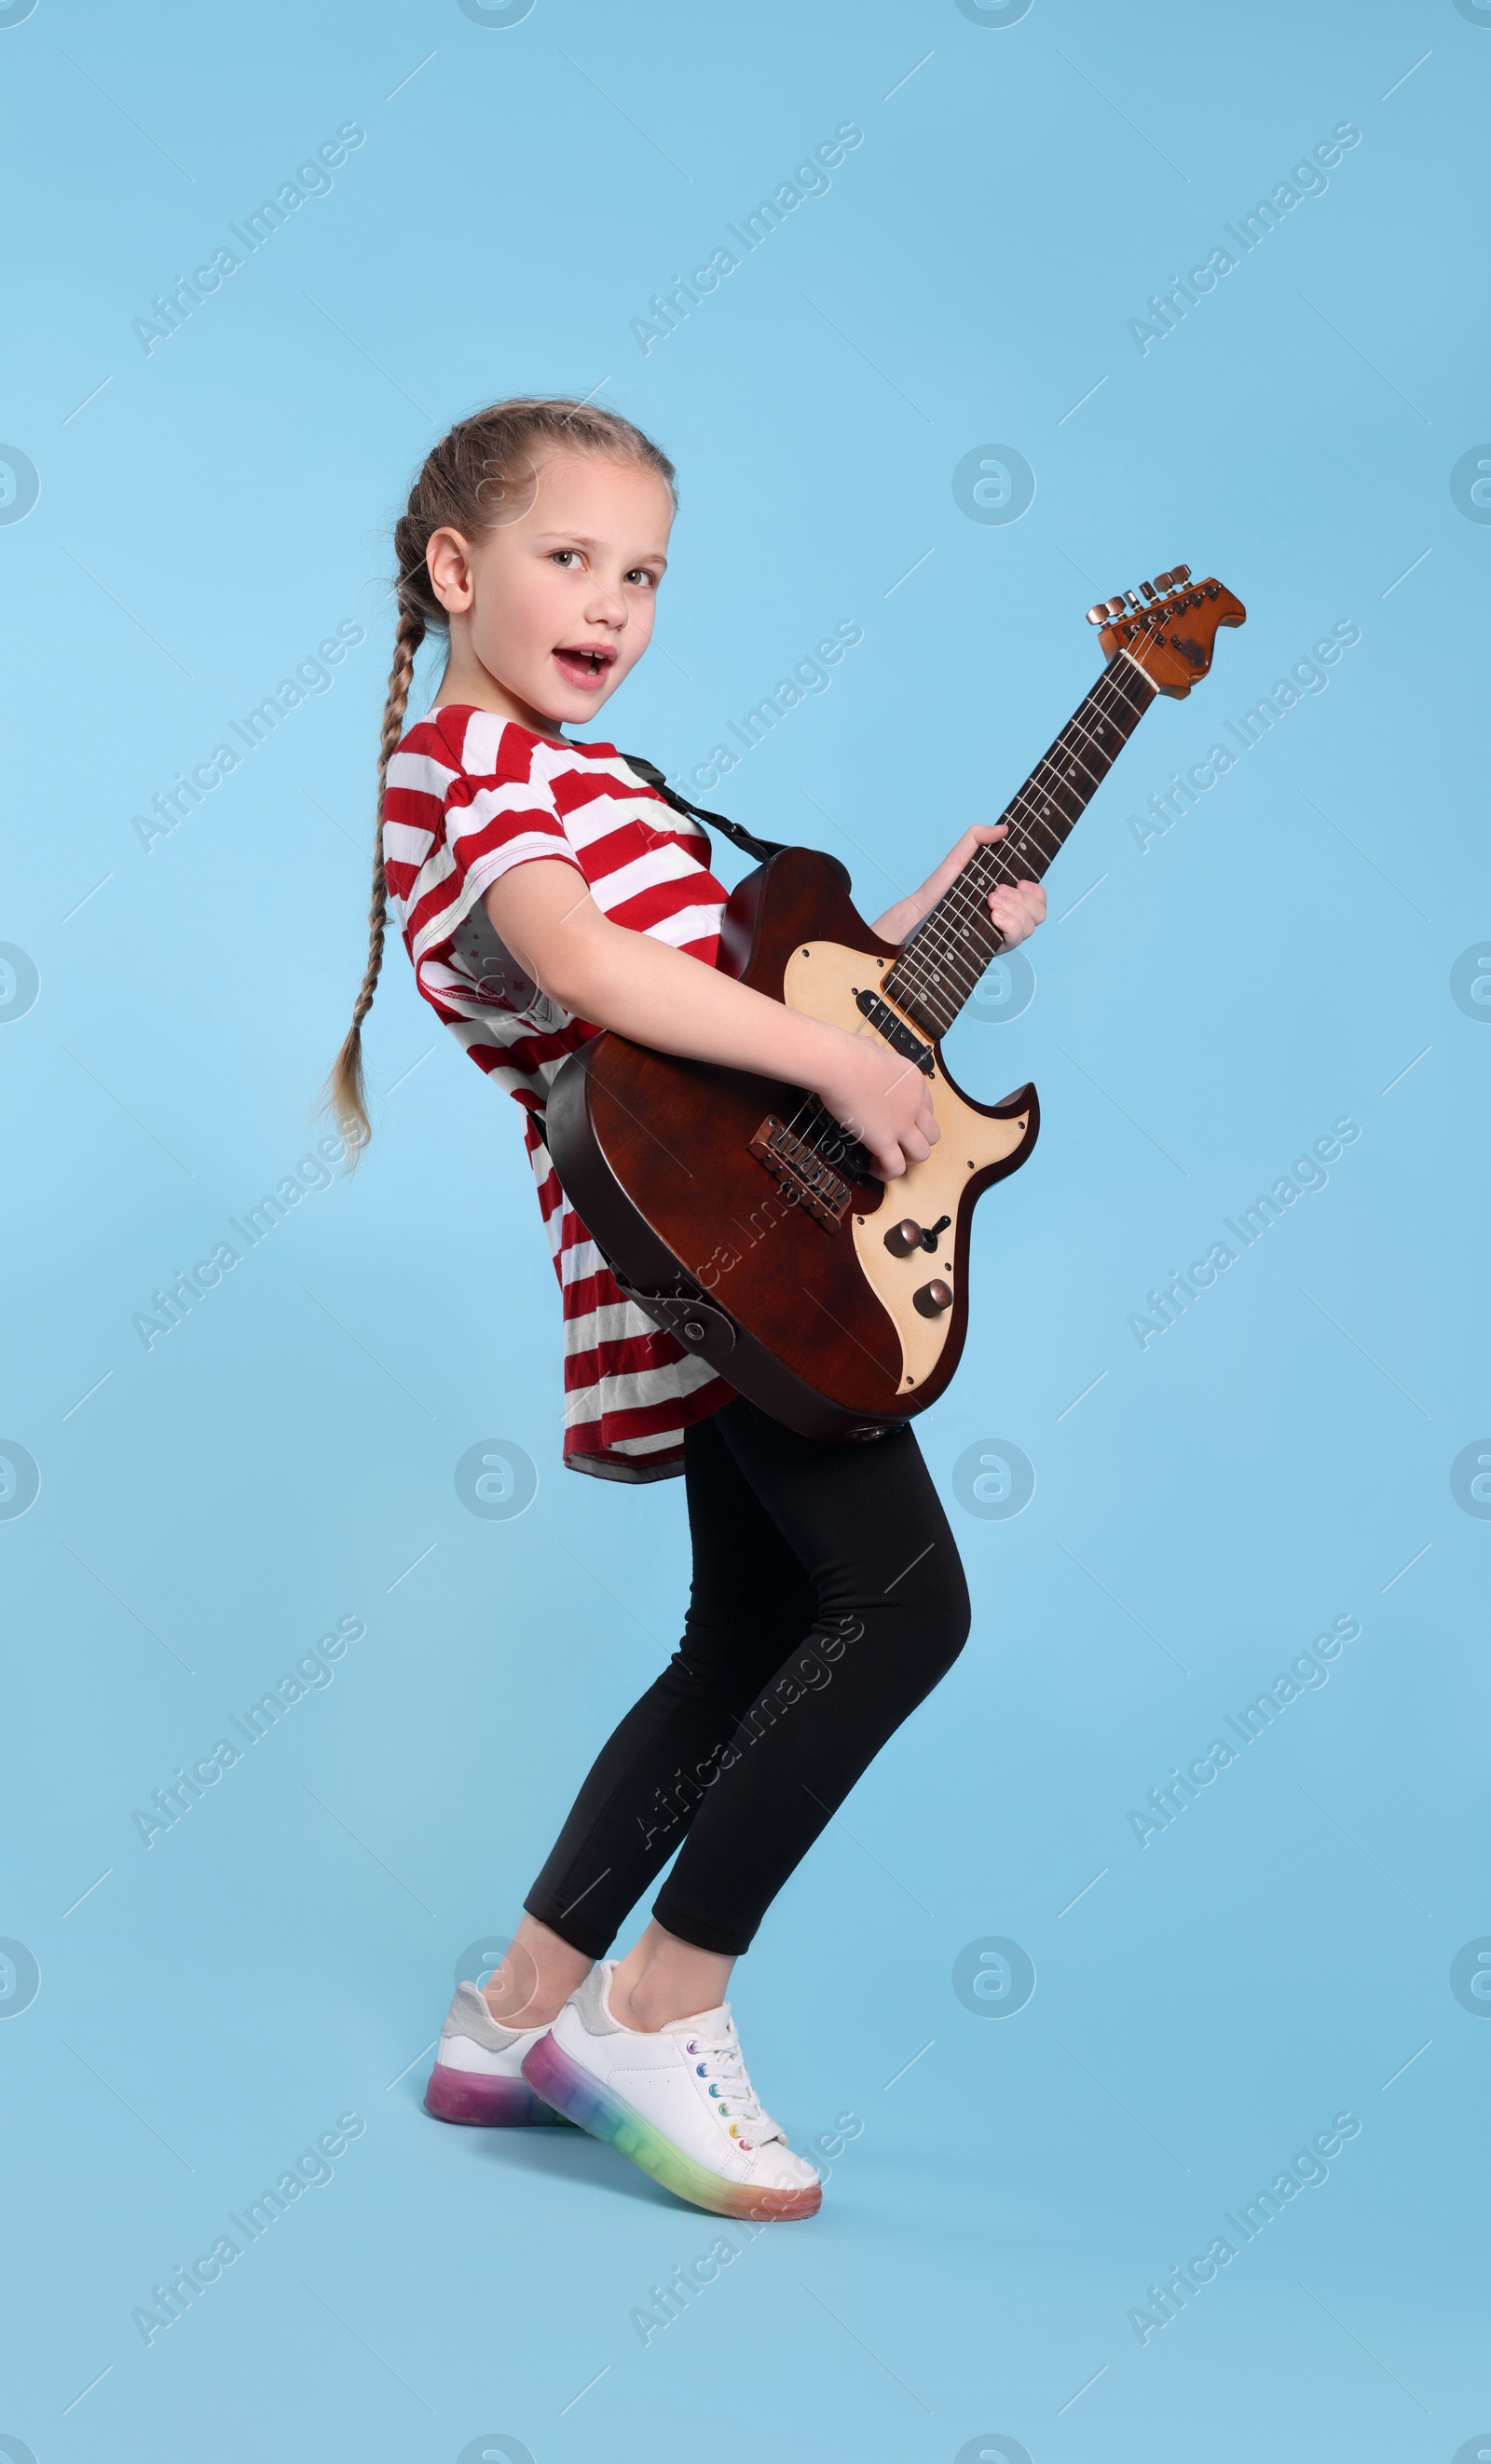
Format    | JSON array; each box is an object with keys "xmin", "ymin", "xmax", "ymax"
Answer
[{"xmin": 525, "ymin": 1395, "xmax": 971, "ymax": 1958}]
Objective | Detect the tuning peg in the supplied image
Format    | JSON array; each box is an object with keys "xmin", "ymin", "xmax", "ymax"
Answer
[
  {"xmin": 1105, "ymin": 596, "xmax": 1126, "ymax": 618},
  {"xmin": 1124, "ymin": 591, "xmax": 1142, "ymax": 611},
  {"xmin": 1151, "ymin": 569, "xmax": 1174, "ymax": 592},
  {"xmin": 1086, "ymin": 603, "xmax": 1108, "ymax": 624},
  {"xmin": 1139, "ymin": 580, "xmax": 1158, "ymax": 602},
  {"xmin": 1172, "ymin": 564, "xmax": 1191, "ymax": 584}
]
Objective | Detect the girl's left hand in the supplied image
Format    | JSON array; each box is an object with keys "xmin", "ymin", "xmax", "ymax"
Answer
[{"xmin": 870, "ymin": 823, "xmax": 1047, "ymax": 951}]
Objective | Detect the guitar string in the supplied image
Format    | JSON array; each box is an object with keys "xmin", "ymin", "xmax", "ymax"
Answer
[
  {"xmin": 772, "ymin": 633, "xmax": 1168, "ymax": 1177},
  {"xmin": 844, "ymin": 655, "xmax": 1150, "ymax": 1057},
  {"xmin": 889, "ymin": 664, "xmax": 1149, "ymax": 1018},
  {"xmin": 884, "ymin": 642, "xmax": 1159, "ymax": 1023},
  {"xmin": 904, "ymin": 628, "xmax": 1173, "ymax": 1004},
  {"xmin": 771, "ymin": 626, "xmax": 1171, "ymax": 1179},
  {"xmin": 885, "ymin": 647, "xmax": 1157, "ymax": 1014},
  {"xmin": 892, "ymin": 633, "xmax": 1168, "ymax": 1007}
]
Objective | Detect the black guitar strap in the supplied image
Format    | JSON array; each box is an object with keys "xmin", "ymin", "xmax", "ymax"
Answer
[{"xmin": 620, "ymin": 750, "xmax": 790, "ymax": 867}]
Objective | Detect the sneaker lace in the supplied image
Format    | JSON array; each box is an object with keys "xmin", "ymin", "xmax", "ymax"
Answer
[{"xmin": 683, "ymin": 2022, "xmax": 780, "ymax": 2141}]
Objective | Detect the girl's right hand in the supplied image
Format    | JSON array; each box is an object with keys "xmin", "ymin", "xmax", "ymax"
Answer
[{"xmin": 813, "ymin": 1028, "xmax": 941, "ymax": 1182}]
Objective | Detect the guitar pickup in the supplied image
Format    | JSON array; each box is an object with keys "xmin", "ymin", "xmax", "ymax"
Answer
[
  {"xmin": 748, "ymin": 1116, "xmax": 852, "ymax": 1227},
  {"xmin": 854, "ymin": 989, "xmax": 934, "ymax": 1073}
]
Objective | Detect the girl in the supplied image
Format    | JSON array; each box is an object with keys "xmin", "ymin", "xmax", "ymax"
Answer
[{"xmin": 328, "ymin": 398, "xmax": 1045, "ymax": 2225}]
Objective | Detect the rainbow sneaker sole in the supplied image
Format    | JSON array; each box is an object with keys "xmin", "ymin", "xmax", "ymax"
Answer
[
  {"xmin": 522, "ymin": 2029, "xmax": 821, "ymax": 2221},
  {"xmin": 424, "ymin": 2061, "xmax": 574, "ymax": 2128}
]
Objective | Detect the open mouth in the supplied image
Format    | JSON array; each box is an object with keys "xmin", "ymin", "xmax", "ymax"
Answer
[{"xmin": 553, "ymin": 643, "xmax": 617, "ymax": 688}]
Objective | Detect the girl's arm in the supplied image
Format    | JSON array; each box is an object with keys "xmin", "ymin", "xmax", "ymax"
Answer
[{"xmin": 483, "ymin": 861, "xmax": 939, "ymax": 1181}]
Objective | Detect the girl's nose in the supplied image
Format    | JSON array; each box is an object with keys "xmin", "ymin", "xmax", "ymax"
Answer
[{"xmin": 584, "ymin": 580, "xmax": 628, "ymax": 627}]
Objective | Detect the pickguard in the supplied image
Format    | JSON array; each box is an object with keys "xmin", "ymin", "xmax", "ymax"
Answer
[{"xmin": 781, "ymin": 941, "xmax": 1033, "ymax": 1393}]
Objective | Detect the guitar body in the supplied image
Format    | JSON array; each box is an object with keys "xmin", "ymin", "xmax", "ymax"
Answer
[
  {"xmin": 545, "ymin": 847, "xmax": 1039, "ymax": 1442},
  {"xmin": 546, "ymin": 569, "xmax": 1245, "ymax": 1444}
]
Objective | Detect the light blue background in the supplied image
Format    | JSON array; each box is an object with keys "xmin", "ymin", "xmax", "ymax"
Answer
[{"xmin": 3, "ymin": 3, "xmax": 1486, "ymax": 2458}]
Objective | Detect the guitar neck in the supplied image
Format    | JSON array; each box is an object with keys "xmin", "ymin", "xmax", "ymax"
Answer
[{"xmin": 882, "ymin": 650, "xmax": 1158, "ymax": 1040}]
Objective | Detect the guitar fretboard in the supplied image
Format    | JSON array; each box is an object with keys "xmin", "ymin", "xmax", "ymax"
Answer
[{"xmin": 883, "ymin": 652, "xmax": 1158, "ymax": 1040}]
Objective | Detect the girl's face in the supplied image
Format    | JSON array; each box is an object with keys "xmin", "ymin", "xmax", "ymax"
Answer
[{"xmin": 427, "ymin": 451, "xmax": 674, "ymax": 737}]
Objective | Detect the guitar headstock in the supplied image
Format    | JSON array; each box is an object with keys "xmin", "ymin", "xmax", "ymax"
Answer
[{"xmin": 1086, "ymin": 566, "xmax": 1246, "ymax": 698}]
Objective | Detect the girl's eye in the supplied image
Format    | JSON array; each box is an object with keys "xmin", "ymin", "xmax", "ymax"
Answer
[
  {"xmin": 625, "ymin": 567, "xmax": 658, "ymax": 590},
  {"xmin": 551, "ymin": 549, "xmax": 581, "ymax": 569}
]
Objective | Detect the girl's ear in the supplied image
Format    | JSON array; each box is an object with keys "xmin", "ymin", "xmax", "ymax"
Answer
[{"xmin": 427, "ymin": 526, "xmax": 477, "ymax": 616}]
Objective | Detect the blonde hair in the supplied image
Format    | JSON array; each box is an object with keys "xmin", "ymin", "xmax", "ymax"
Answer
[{"xmin": 324, "ymin": 396, "xmax": 677, "ymax": 1156}]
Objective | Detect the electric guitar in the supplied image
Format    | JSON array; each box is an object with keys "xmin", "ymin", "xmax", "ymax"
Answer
[{"xmin": 546, "ymin": 568, "xmax": 1246, "ymax": 1442}]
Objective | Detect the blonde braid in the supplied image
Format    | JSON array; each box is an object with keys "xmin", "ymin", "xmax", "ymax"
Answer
[
  {"xmin": 324, "ymin": 394, "xmax": 677, "ymax": 1164},
  {"xmin": 325, "ymin": 604, "xmax": 425, "ymax": 1156}
]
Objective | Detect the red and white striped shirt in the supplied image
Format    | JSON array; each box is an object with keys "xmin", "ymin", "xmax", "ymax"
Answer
[{"xmin": 383, "ymin": 703, "xmax": 735, "ymax": 1481}]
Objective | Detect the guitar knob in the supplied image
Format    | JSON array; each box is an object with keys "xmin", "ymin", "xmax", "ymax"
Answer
[
  {"xmin": 1105, "ymin": 596, "xmax": 1126, "ymax": 618},
  {"xmin": 1139, "ymin": 580, "xmax": 1158, "ymax": 601},
  {"xmin": 912, "ymin": 1278, "xmax": 953, "ymax": 1318},
  {"xmin": 883, "ymin": 1218, "xmax": 923, "ymax": 1259},
  {"xmin": 1172, "ymin": 564, "xmax": 1191, "ymax": 583}
]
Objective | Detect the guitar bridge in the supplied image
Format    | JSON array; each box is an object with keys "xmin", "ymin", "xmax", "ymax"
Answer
[{"xmin": 749, "ymin": 1115, "xmax": 852, "ymax": 1228}]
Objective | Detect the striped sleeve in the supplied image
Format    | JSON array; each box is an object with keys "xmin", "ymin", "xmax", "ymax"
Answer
[{"xmin": 383, "ymin": 706, "xmax": 584, "ymax": 1004}]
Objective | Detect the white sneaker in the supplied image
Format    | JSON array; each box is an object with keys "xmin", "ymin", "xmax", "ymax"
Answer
[
  {"xmin": 521, "ymin": 1961, "xmax": 822, "ymax": 2220},
  {"xmin": 424, "ymin": 1981, "xmax": 576, "ymax": 2127}
]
